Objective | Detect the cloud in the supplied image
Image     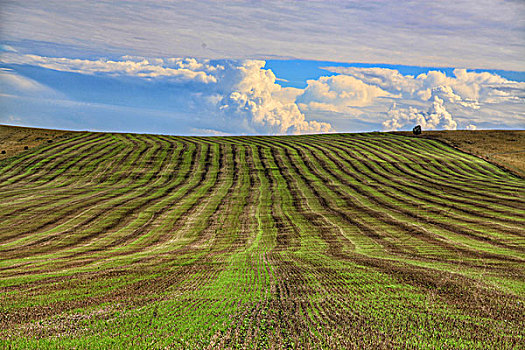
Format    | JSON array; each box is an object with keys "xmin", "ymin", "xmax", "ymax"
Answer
[
  {"xmin": 2, "ymin": 1, "xmax": 524, "ymax": 70},
  {"xmin": 1, "ymin": 54, "xmax": 331, "ymax": 134},
  {"xmin": 323, "ymin": 66, "xmax": 524, "ymax": 103},
  {"xmin": 322, "ymin": 67, "xmax": 419, "ymax": 96},
  {"xmin": 383, "ymin": 97, "xmax": 457, "ymax": 131},
  {"xmin": 0, "ymin": 45, "xmax": 17, "ymax": 52},
  {"xmin": 190, "ymin": 128, "xmax": 232, "ymax": 136},
  {"xmin": 209, "ymin": 60, "xmax": 332, "ymax": 134},
  {"xmin": 4, "ymin": 115, "xmax": 22, "ymax": 124},
  {"xmin": 296, "ymin": 75, "xmax": 392, "ymax": 113},
  {"xmin": 2, "ymin": 52, "xmax": 523, "ymax": 134},
  {"xmin": 1, "ymin": 53, "xmax": 218, "ymax": 83},
  {"xmin": 0, "ymin": 68, "xmax": 61, "ymax": 97},
  {"xmin": 323, "ymin": 66, "xmax": 525, "ymax": 130}
]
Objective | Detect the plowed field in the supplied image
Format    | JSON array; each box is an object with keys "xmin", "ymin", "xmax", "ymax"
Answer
[{"xmin": 1, "ymin": 129, "xmax": 524, "ymax": 349}]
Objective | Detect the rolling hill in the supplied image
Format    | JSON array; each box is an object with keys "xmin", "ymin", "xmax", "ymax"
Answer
[{"xmin": 1, "ymin": 127, "xmax": 524, "ymax": 349}]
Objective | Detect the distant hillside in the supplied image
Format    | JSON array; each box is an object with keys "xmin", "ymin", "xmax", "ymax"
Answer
[
  {"xmin": 0, "ymin": 127, "xmax": 524, "ymax": 348},
  {"xmin": 3, "ymin": 124, "xmax": 524, "ymax": 176},
  {"xmin": 0, "ymin": 125, "xmax": 75, "ymax": 161},
  {"xmin": 396, "ymin": 129, "xmax": 525, "ymax": 178}
]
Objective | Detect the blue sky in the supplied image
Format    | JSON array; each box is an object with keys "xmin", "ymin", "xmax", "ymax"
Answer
[
  {"xmin": 265, "ymin": 60, "xmax": 525, "ymax": 88},
  {"xmin": 1, "ymin": 1, "xmax": 524, "ymax": 135}
]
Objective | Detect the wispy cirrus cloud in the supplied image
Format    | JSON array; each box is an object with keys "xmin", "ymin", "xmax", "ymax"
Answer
[
  {"xmin": 0, "ymin": 67, "xmax": 62, "ymax": 97},
  {"xmin": 2, "ymin": 1, "xmax": 524, "ymax": 70}
]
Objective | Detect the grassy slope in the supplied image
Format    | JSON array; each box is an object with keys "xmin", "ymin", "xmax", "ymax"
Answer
[
  {"xmin": 395, "ymin": 130, "xmax": 525, "ymax": 178},
  {"xmin": 0, "ymin": 126, "xmax": 524, "ymax": 349},
  {"xmin": 0, "ymin": 125, "xmax": 76, "ymax": 161}
]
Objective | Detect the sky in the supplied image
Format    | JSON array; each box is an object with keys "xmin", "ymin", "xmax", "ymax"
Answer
[{"xmin": 1, "ymin": 0, "xmax": 524, "ymax": 135}]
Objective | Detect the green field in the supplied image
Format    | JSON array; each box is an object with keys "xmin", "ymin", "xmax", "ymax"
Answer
[{"xmin": 0, "ymin": 131, "xmax": 524, "ymax": 349}]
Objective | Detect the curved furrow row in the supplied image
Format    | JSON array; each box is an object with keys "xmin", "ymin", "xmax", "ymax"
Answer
[
  {"xmin": 334, "ymin": 134, "xmax": 522, "ymax": 193},
  {"xmin": 337, "ymin": 135, "xmax": 524, "ymax": 198},
  {"xmin": 330, "ymin": 137, "xmax": 525, "ymax": 211},
  {"xmin": 255, "ymin": 140, "xmax": 523, "ymax": 329},
  {"xmin": 372, "ymin": 135, "xmax": 515, "ymax": 181},
  {"xmin": 0, "ymin": 137, "xmax": 129, "ymax": 234},
  {"xmin": 325, "ymin": 140, "xmax": 525, "ymax": 233},
  {"xmin": 0, "ymin": 135, "xmax": 171, "ymax": 246},
  {"xmin": 0, "ymin": 132, "xmax": 92, "ymax": 180},
  {"xmin": 0, "ymin": 134, "xmax": 108, "ymax": 188},
  {"xmin": 297, "ymin": 139, "xmax": 525, "ymax": 246},
  {"xmin": 0, "ymin": 136, "xmax": 134, "ymax": 225},
  {"xmin": 248, "ymin": 141, "xmax": 486, "ymax": 347},
  {"xmin": 312, "ymin": 139, "xmax": 525, "ymax": 232},
  {"xmin": 82, "ymin": 141, "xmax": 238, "ymax": 297},
  {"xmin": 0, "ymin": 139, "xmax": 203, "ymax": 265},
  {"xmin": 282, "ymin": 140, "xmax": 525, "ymax": 263},
  {"xmin": 325, "ymin": 140, "xmax": 525, "ymax": 228}
]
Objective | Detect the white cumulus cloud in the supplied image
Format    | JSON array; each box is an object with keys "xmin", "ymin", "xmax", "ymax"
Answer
[
  {"xmin": 211, "ymin": 60, "xmax": 332, "ymax": 134},
  {"xmin": 296, "ymin": 75, "xmax": 392, "ymax": 113},
  {"xmin": 323, "ymin": 66, "xmax": 525, "ymax": 131},
  {"xmin": 383, "ymin": 97, "xmax": 457, "ymax": 131},
  {"xmin": 1, "ymin": 54, "xmax": 332, "ymax": 135}
]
